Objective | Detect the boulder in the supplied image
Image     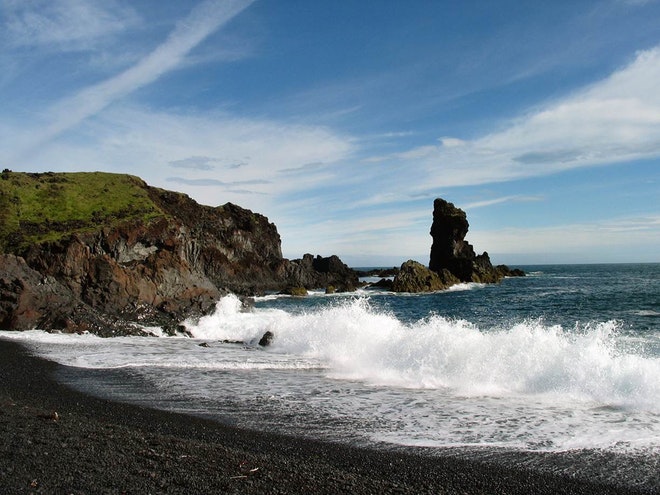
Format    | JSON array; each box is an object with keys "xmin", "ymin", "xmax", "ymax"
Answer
[
  {"xmin": 258, "ymin": 331, "xmax": 274, "ymax": 347},
  {"xmin": 370, "ymin": 278, "xmax": 394, "ymax": 290},
  {"xmin": 280, "ymin": 287, "xmax": 308, "ymax": 297},
  {"xmin": 391, "ymin": 260, "xmax": 459, "ymax": 293}
]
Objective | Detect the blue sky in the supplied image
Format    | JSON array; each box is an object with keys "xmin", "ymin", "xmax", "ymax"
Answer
[{"xmin": 1, "ymin": 0, "xmax": 659, "ymax": 266}]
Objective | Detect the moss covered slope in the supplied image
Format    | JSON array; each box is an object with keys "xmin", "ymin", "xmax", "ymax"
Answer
[{"xmin": 0, "ymin": 171, "xmax": 166, "ymax": 252}]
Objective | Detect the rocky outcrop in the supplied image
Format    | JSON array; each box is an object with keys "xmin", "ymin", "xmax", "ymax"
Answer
[
  {"xmin": 391, "ymin": 260, "xmax": 459, "ymax": 293},
  {"xmin": 392, "ymin": 198, "xmax": 523, "ymax": 292},
  {"xmin": 0, "ymin": 254, "xmax": 140, "ymax": 335},
  {"xmin": 0, "ymin": 172, "xmax": 358, "ymax": 334},
  {"xmin": 284, "ymin": 254, "xmax": 359, "ymax": 292},
  {"xmin": 428, "ymin": 198, "xmax": 523, "ymax": 283}
]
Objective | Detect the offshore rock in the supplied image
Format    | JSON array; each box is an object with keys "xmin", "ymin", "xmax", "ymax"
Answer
[
  {"xmin": 285, "ymin": 254, "xmax": 359, "ymax": 292},
  {"xmin": 0, "ymin": 172, "xmax": 358, "ymax": 334},
  {"xmin": 428, "ymin": 198, "xmax": 523, "ymax": 283},
  {"xmin": 391, "ymin": 260, "xmax": 459, "ymax": 293},
  {"xmin": 392, "ymin": 198, "xmax": 523, "ymax": 292},
  {"xmin": 279, "ymin": 287, "xmax": 308, "ymax": 297}
]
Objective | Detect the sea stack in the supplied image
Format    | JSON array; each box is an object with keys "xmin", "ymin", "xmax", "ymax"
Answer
[{"xmin": 393, "ymin": 198, "xmax": 523, "ymax": 292}]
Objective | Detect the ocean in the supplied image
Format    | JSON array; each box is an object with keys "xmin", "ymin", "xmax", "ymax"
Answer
[{"xmin": 2, "ymin": 263, "xmax": 659, "ymax": 489}]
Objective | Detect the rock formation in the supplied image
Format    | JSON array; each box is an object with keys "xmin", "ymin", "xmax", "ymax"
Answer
[
  {"xmin": 0, "ymin": 171, "xmax": 358, "ymax": 334},
  {"xmin": 393, "ymin": 198, "xmax": 523, "ymax": 292},
  {"xmin": 284, "ymin": 254, "xmax": 358, "ymax": 292},
  {"xmin": 391, "ymin": 260, "xmax": 459, "ymax": 293}
]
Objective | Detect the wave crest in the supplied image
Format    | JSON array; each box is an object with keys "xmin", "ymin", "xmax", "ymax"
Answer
[{"xmin": 184, "ymin": 295, "xmax": 660, "ymax": 411}]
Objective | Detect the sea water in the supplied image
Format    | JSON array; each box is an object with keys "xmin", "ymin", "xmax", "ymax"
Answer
[{"xmin": 2, "ymin": 263, "xmax": 659, "ymax": 487}]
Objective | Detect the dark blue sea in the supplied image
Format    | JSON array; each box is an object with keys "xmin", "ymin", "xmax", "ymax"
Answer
[{"xmin": 3, "ymin": 263, "xmax": 659, "ymax": 490}]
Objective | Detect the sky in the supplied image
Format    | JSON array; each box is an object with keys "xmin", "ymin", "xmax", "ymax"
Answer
[{"xmin": 1, "ymin": 0, "xmax": 659, "ymax": 266}]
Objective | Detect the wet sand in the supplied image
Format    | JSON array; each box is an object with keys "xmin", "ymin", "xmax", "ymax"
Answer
[{"xmin": 0, "ymin": 339, "xmax": 654, "ymax": 494}]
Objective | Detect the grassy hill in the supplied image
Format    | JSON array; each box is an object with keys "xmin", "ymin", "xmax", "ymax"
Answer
[{"xmin": 0, "ymin": 171, "xmax": 166, "ymax": 252}]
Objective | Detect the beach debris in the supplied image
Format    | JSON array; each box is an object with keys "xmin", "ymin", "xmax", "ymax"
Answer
[
  {"xmin": 231, "ymin": 460, "xmax": 261, "ymax": 479},
  {"xmin": 37, "ymin": 410, "xmax": 59, "ymax": 421}
]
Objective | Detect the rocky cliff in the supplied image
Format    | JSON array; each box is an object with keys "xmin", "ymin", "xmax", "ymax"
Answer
[
  {"xmin": 0, "ymin": 171, "xmax": 357, "ymax": 334},
  {"xmin": 393, "ymin": 198, "xmax": 523, "ymax": 292}
]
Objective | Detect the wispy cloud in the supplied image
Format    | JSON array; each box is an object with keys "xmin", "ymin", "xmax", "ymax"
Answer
[
  {"xmin": 367, "ymin": 46, "xmax": 660, "ymax": 192},
  {"xmin": 166, "ymin": 176, "xmax": 270, "ymax": 187},
  {"xmin": 169, "ymin": 156, "xmax": 220, "ymax": 171},
  {"xmin": 463, "ymin": 196, "xmax": 544, "ymax": 210},
  {"xmin": 4, "ymin": 104, "xmax": 354, "ymax": 212},
  {"xmin": 279, "ymin": 162, "xmax": 327, "ymax": 175},
  {"xmin": 279, "ymin": 209, "xmax": 430, "ymax": 259},
  {"xmin": 8, "ymin": 0, "xmax": 255, "ymax": 160},
  {"xmin": 1, "ymin": 0, "xmax": 139, "ymax": 50},
  {"xmin": 471, "ymin": 214, "xmax": 660, "ymax": 259},
  {"xmin": 168, "ymin": 156, "xmax": 251, "ymax": 171}
]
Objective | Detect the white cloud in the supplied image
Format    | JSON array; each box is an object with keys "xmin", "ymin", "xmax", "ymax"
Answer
[
  {"xmin": 370, "ymin": 46, "xmax": 660, "ymax": 192},
  {"xmin": 3, "ymin": 105, "xmax": 353, "ymax": 211},
  {"xmin": 470, "ymin": 214, "xmax": 660, "ymax": 261},
  {"xmin": 439, "ymin": 137, "xmax": 467, "ymax": 148},
  {"xmin": 1, "ymin": 0, "xmax": 139, "ymax": 49},
  {"xmin": 168, "ymin": 156, "xmax": 221, "ymax": 171}
]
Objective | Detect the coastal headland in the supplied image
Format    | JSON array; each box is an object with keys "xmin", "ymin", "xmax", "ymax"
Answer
[{"xmin": 0, "ymin": 171, "xmax": 358, "ymax": 335}]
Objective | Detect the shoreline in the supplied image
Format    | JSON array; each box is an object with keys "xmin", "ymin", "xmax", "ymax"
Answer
[{"xmin": 0, "ymin": 338, "xmax": 655, "ymax": 494}]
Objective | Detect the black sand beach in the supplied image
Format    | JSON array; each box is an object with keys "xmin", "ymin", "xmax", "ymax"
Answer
[{"xmin": 0, "ymin": 338, "xmax": 656, "ymax": 495}]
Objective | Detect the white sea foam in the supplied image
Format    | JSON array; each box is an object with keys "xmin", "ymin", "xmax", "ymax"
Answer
[
  {"xmin": 181, "ymin": 295, "xmax": 660, "ymax": 412},
  {"xmin": 447, "ymin": 282, "xmax": 484, "ymax": 291},
  {"xmin": 4, "ymin": 294, "xmax": 659, "ymax": 413},
  {"xmin": 3, "ymin": 293, "xmax": 659, "ymax": 453}
]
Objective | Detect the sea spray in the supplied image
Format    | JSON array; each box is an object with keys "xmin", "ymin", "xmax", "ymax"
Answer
[{"xmin": 184, "ymin": 294, "xmax": 660, "ymax": 412}]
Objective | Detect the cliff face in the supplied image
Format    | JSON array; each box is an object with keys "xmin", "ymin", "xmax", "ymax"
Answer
[
  {"xmin": 393, "ymin": 198, "xmax": 523, "ymax": 292},
  {"xmin": 0, "ymin": 172, "xmax": 356, "ymax": 334}
]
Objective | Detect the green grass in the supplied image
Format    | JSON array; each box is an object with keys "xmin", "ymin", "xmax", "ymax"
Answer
[{"xmin": 0, "ymin": 171, "xmax": 166, "ymax": 252}]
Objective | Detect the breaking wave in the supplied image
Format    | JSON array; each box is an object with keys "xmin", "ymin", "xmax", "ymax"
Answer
[{"xmin": 184, "ymin": 295, "xmax": 660, "ymax": 412}]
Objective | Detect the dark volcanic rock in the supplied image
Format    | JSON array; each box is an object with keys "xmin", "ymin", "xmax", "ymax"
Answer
[
  {"xmin": 428, "ymin": 198, "xmax": 523, "ymax": 284},
  {"xmin": 285, "ymin": 254, "xmax": 359, "ymax": 292},
  {"xmin": 279, "ymin": 286, "xmax": 309, "ymax": 297},
  {"xmin": 429, "ymin": 198, "xmax": 476, "ymax": 281},
  {"xmin": 355, "ymin": 267, "xmax": 399, "ymax": 278},
  {"xmin": 258, "ymin": 330, "xmax": 274, "ymax": 347},
  {"xmin": 0, "ymin": 254, "xmax": 141, "ymax": 335},
  {"xmin": 392, "ymin": 260, "xmax": 459, "ymax": 293},
  {"xmin": 370, "ymin": 278, "xmax": 394, "ymax": 290},
  {"xmin": 392, "ymin": 198, "xmax": 523, "ymax": 292}
]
